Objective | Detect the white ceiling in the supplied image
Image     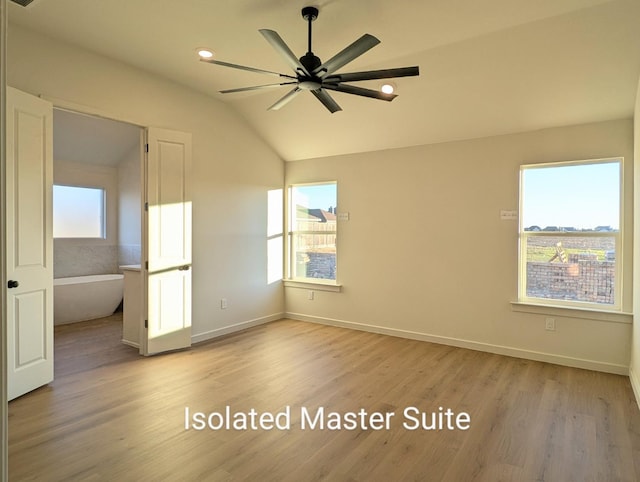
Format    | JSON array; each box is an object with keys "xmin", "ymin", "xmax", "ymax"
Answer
[
  {"xmin": 53, "ymin": 109, "xmax": 141, "ymax": 166},
  {"xmin": 9, "ymin": 0, "xmax": 640, "ymax": 161}
]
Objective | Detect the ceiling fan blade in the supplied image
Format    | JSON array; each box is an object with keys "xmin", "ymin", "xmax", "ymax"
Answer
[
  {"xmin": 268, "ymin": 87, "xmax": 302, "ymax": 111},
  {"xmin": 260, "ymin": 29, "xmax": 310, "ymax": 76},
  {"xmin": 323, "ymin": 83, "xmax": 397, "ymax": 101},
  {"xmin": 311, "ymin": 89, "xmax": 342, "ymax": 113},
  {"xmin": 201, "ymin": 58, "xmax": 296, "ymax": 79},
  {"xmin": 323, "ymin": 66, "xmax": 420, "ymax": 83},
  {"xmin": 313, "ymin": 34, "xmax": 380, "ymax": 78},
  {"xmin": 220, "ymin": 82, "xmax": 298, "ymax": 94}
]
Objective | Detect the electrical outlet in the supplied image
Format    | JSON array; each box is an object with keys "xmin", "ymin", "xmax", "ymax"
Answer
[
  {"xmin": 545, "ymin": 317, "xmax": 556, "ymax": 331},
  {"xmin": 221, "ymin": 298, "xmax": 228, "ymax": 309},
  {"xmin": 307, "ymin": 290, "xmax": 314, "ymax": 300}
]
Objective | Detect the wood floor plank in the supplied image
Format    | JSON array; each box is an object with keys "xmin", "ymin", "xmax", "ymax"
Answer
[{"xmin": 8, "ymin": 316, "xmax": 640, "ymax": 481}]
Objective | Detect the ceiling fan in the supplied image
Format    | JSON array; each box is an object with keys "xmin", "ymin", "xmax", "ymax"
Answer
[{"xmin": 200, "ymin": 6, "xmax": 419, "ymax": 113}]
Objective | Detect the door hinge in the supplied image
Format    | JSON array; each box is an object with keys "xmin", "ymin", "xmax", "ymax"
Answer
[
  {"xmin": 145, "ymin": 143, "xmax": 149, "ymax": 153},
  {"xmin": 145, "ymin": 261, "xmax": 149, "ymax": 270},
  {"xmin": 144, "ymin": 202, "xmax": 148, "ymax": 211},
  {"xmin": 145, "ymin": 319, "xmax": 148, "ymax": 328}
]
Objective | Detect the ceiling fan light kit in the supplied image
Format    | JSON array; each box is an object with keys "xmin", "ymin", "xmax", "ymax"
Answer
[
  {"xmin": 201, "ymin": 6, "xmax": 419, "ymax": 113},
  {"xmin": 197, "ymin": 48, "xmax": 214, "ymax": 59},
  {"xmin": 381, "ymin": 83, "xmax": 396, "ymax": 94}
]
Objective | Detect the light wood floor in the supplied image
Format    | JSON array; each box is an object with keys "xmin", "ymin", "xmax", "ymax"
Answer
[{"xmin": 9, "ymin": 315, "xmax": 640, "ymax": 481}]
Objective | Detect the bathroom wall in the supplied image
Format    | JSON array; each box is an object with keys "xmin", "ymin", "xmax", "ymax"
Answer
[
  {"xmin": 53, "ymin": 106, "xmax": 142, "ymax": 279},
  {"xmin": 53, "ymin": 160, "xmax": 119, "ymax": 278},
  {"xmin": 117, "ymin": 142, "xmax": 142, "ymax": 267}
]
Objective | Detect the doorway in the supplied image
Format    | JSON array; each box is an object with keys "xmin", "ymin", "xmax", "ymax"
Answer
[
  {"xmin": 52, "ymin": 108, "xmax": 143, "ymax": 339},
  {"xmin": 7, "ymin": 90, "xmax": 193, "ymax": 402}
]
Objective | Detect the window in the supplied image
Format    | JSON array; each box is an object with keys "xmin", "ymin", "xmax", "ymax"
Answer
[
  {"xmin": 288, "ymin": 182, "xmax": 337, "ymax": 281},
  {"xmin": 519, "ymin": 158, "xmax": 622, "ymax": 309},
  {"xmin": 53, "ymin": 185, "xmax": 106, "ymax": 238}
]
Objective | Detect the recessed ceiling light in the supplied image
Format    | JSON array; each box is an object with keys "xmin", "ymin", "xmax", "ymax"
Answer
[
  {"xmin": 197, "ymin": 48, "xmax": 214, "ymax": 59},
  {"xmin": 381, "ymin": 83, "xmax": 395, "ymax": 94}
]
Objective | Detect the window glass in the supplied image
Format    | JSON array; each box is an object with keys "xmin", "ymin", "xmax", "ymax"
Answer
[
  {"xmin": 521, "ymin": 162, "xmax": 619, "ymax": 231},
  {"xmin": 519, "ymin": 159, "xmax": 621, "ymax": 308},
  {"xmin": 53, "ymin": 185, "xmax": 105, "ymax": 238},
  {"xmin": 289, "ymin": 183, "xmax": 337, "ymax": 281}
]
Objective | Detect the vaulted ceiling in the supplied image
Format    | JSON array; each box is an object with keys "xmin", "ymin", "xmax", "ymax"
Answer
[
  {"xmin": 8, "ymin": 0, "xmax": 640, "ymax": 161},
  {"xmin": 53, "ymin": 109, "xmax": 141, "ymax": 167}
]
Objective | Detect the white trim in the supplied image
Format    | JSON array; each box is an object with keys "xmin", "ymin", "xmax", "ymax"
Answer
[
  {"xmin": 121, "ymin": 339, "xmax": 140, "ymax": 349},
  {"xmin": 510, "ymin": 301, "xmax": 632, "ymax": 324},
  {"xmin": 630, "ymin": 368, "xmax": 640, "ymax": 412},
  {"xmin": 283, "ymin": 279, "xmax": 342, "ymax": 292},
  {"xmin": 285, "ymin": 312, "xmax": 629, "ymax": 376},
  {"xmin": 520, "ymin": 156, "xmax": 623, "ymax": 171},
  {"xmin": 40, "ymin": 95, "xmax": 145, "ymax": 128},
  {"xmin": 191, "ymin": 312, "xmax": 284, "ymax": 344}
]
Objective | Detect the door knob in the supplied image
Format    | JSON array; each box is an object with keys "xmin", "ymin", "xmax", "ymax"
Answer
[{"xmin": 8, "ymin": 280, "xmax": 19, "ymax": 289}]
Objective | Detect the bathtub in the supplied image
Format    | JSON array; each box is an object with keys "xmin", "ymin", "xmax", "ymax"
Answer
[{"xmin": 54, "ymin": 274, "xmax": 124, "ymax": 325}]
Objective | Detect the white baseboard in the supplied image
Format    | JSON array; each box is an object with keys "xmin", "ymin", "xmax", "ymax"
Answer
[
  {"xmin": 191, "ymin": 312, "xmax": 284, "ymax": 344},
  {"xmin": 630, "ymin": 367, "xmax": 640, "ymax": 411},
  {"xmin": 285, "ymin": 312, "xmax": 629, "ymax": 376},
  {"xmin": 121, "ymin": 339, "xmax": 139, "ymax": 349}
]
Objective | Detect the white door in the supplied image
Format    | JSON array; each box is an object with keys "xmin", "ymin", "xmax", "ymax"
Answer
[
  {"xmin": 142, "ymin": 127, "xmax": 192, "ymax": 355},
  {"xmin": 6, "ymin": 87, "xmax": 54, "ymax": 400}
]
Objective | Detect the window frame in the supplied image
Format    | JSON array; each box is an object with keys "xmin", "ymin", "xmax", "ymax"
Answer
[
  {"xmin": 286, "ymin": 181, "xmax": 338, "ymax": 285},
  {"xmin": 53, "ymin": 183, "xmax": 107, "ymax": 240},
  {"xmin": 517, "ymin": 157, "xmax": 623, "ymax": 312}
]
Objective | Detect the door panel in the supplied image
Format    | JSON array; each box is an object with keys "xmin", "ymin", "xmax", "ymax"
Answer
[
  {"xmin": 143, "ymin": 128, "xmax": 192, "ymax": 356},
  {"xmin": 147, "ymin": 131, "xmax": 191, "ymax": 272},
  {"xmin": 147, "ymin": 268, "xmax": 191, "ymax": 353},
  {"xmin": 15, "ymin": 291, "xmax": 47, "ymax": 367},
  {"xmin": 6, "ymin": 87, "xmax": 54, "ymax": 400}
]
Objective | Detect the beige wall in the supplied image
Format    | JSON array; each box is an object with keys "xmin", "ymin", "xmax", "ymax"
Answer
[
  {"xmin": 285, "ymin": 119, "xmax": 633, "ymax": 374},
  {"xmin": 118, "ymin": 143, "xmax": 142, "ymax": 250},
  {"xmin": 631, "ymin": 77, "xmax": 640, "ymax": 401},
  {"xmin": 7, "ymin": 24, "xmax": 285, "ymax": 339}
]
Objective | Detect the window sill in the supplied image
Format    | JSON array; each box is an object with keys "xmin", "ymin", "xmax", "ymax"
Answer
[
  {"xmin": 511, "ymin": 301, "xmax": 632, "ymax": 324},
  {"xmin": 283, "ymin": 279, "xmax": 342, "ymax": 292}
]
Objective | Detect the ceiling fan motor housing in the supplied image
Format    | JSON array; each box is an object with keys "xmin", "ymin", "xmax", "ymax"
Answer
[{"xmin": 300, "ymin": 52, "xmax": 322, "ymax": 73}]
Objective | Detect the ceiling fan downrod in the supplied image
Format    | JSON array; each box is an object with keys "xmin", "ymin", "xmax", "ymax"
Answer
[
  {"xmin": 300, "ymin": 6, "xmax": 321, "ymax": 73},
  {"xmin": 302, "ymin": 6, "xmax": 318, "ymax": 52}
]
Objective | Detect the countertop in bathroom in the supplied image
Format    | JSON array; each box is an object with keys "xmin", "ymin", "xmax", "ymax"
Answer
[{"xmin": 120, "ymin": 264, "xmax": 141, "ymax": 272}]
